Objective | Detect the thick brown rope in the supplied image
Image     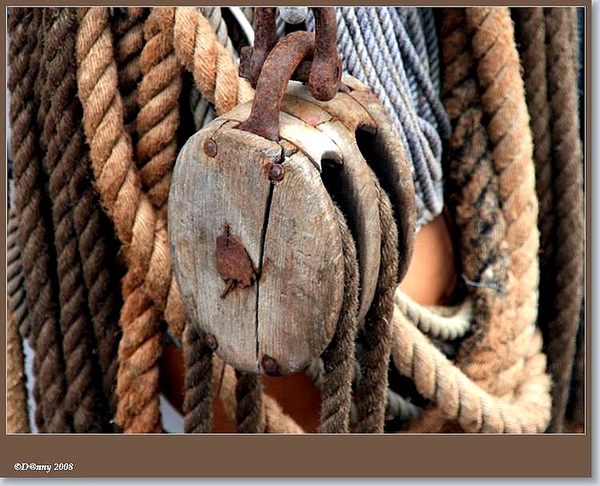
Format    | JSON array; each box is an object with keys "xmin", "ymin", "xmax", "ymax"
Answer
[
  {"xmin": 7, "ymin": 313, "xmax": 31, "ymax": 433},
  {"xmin": 111, "ymin": 7, "xmax": 149, "ymax": 138},
  {"xmin": 75, "ymin": 7, "xmax": 186, "ymax": 340},
  {"xmin": 38, "ymin": 7, "xmax": 110, "ymax": 433},
  {"xmin": 512, "ymin": 8, "xmax": 554, "ymax": 317},
  {"xmin": 183, "ymin": 325, "xmax": 214, "ymax": 433},
  {"xmin": 541, "ymin": 7, "xmax": 584, "ymax": 432},
  {"xmin": 235, "ymin": 372, "xmax": 265, "ymax": 433},
  {"xmin": 69, "ymin": 155, "xmax": 124, "ymax": 421},
  {"xmin": 75, "ymin": 7, "xmax": 166, "ymax": 432},
  {"xmin": 318, "ymin": 205, "xmax": 359, "ymax": 434},
  {"xmin": 136, "ymin": 7, "xmax": 183, "ymax": 220},
  {"xmin": 7, "ymin": 207, "xmax": 31, "ymax": 339},
  {"xmin": 9, "ymin": 7, "xmax": 73, "ymax": 433},
  {"xmin": 173, "ymin": 7, "xmax": 254, "ymax": 116},
  {"xmin": 355, "ymin": 179, "xmax": 399, "ymax": 433}
]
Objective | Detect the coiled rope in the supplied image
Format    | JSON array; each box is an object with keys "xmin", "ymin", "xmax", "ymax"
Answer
[{"xmin": 399, "ymin": 7, "xmax": 551, "ymax": 433}]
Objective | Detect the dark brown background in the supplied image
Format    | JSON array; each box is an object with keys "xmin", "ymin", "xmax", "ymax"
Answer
[{"xmin": 1, "ymin": 1, "xmax": 592, "ymax": 478}]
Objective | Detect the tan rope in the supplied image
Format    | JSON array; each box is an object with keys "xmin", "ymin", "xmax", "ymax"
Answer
[
  {"xmin": 173, "ymin": 7, "xmax": 253, "ymax": 116},
  {"xmin": 392, "ymin": 305, "xmax": 550, "ymax": 433},
  {"xmin": 136, "ymin": 7, "xmax": 183, "ymax": 220},
  {"xmin": 402, "ymin": 7, "xmax": 551, "ymax": 433},
  {"xmin": 111, "ymin": 7, "xmax": 149, "ymax": 138},
  {"xmin": 7, "ymin": 313, "xmax": 31, "ymax": 433},
  {"xmin": 459, "ymin": 7, "xmax": 542, "ymax": 398},
  {"xmin": 318, "ymin": 205, "xmax": 360, "ymax": 433}
]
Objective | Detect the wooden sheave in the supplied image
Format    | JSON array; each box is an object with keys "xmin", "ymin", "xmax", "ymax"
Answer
[{"xmin": 169, "ymin": 75, "xmax": 415, "ymax": 376}]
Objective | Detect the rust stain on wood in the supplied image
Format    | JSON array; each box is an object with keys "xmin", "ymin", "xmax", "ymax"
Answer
[{"xmin": 215, "ymin": 224, "xmax": 257, "ymax": 298}]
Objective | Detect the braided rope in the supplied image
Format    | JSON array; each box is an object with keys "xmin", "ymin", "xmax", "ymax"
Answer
[
  {"xmin": 355, "ymin": 180, "xmax": 399, "ymax": 433},
  {"xmin": 541, "ymin": 7, "xmax": 584, "ymax": 432},
  {"xmin": 9, "ymin": 7, "xmax": 73, "ymax": 433},
  {"xmin": 38, "ymin": 7, "xmax": 109, "ymax": 432},
  {"xmin": 7, "ymin": 312, "xmax": 31, "ymax": 433},
  {"xmin": 318, "ymin": 205, "xmax": 360, "ymax": 433}
]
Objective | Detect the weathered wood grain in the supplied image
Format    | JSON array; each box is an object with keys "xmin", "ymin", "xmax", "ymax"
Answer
[
  {"xmin": 170, "ymin": 114, "xmax": 345, "ymax": 375},
  {"xmin": 281, "ymin": 97, "xmax": 382, "ymax": 322}
]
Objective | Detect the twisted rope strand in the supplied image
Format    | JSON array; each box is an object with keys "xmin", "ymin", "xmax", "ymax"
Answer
[
  {"xmin": 7, "ymin": 313, "xmax": 31, "ymax": 433},
  {"xmin": 110, "ymin": 7, "xmax": 149, "ymax": 137},
  {"xmin": 394, "ymin": 290, "xmax": 473, "ymax": 341},
  {"xmin": 455, "ymin": 8, "xmax": 544, "ymax": 400},
  {"xmin": 235, "ymin": 372, "xmax": 265, "ymax": 433},
  {"xmin": 355, "ymin": 180, "xmax": 399, "ymax": 433},
  {"xmin": 318, "ymin": 205, "xmax": 360, "ymax": 434},
  {"xmin": 542, "ymin": 7, "xmax": 584, "ymax": 432},
  {"xmin": 173, "ymin": 7, "xmax": 253, "ymax": 116},
  {"xmin": 183, "ymin": 325, "xmax": 213, "ymax": 433},
  {"xmin": 39, "ymin": 7, "xmax": 109, "ymax": 432},
  {"xmin": 136, "ymin": 7, "xmax": 183, "ymax": 219},
  {"xmin": 392, "ymin": 306, "xmax": 551, "ymax": 433},
  {"xmin": 9, "ymin": 7, "xmax": 73, "ymax": 433},
  {"xmin": 7, "ymin": 207, "xmax": 31, "ymax": 339}
]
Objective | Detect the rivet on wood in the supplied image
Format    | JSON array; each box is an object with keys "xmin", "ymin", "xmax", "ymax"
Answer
[
  {"xmin": 267, "ymin": 163, "xmax": 284, "ymax": 182},
  {"xmin": 205, "ymin": 333, "xmax": 219, "ymax": 351},
  {"xmin": 261, "ymin": 355, "xmax": 280, "ymax": 376},
  {"xmin": 203, "ymin": 138, "xmax": 218, "ymax": 157}
]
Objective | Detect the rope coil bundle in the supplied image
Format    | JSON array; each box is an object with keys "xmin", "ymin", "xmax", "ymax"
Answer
[{"xmin": 7, "ymin": 6, "xmax": 583, "ymax": 435}]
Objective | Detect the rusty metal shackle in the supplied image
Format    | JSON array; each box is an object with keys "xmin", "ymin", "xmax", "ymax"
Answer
[
  {"xmin": 239, "ymin": 7, "xmax": 342, "ymax": 102},
  {"xmin": 238, "ymin": 31, "xmax": 316, "ymax": 142}
]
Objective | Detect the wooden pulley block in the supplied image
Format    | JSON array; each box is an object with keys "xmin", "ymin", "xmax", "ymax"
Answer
[
  {"xmin": 169, "ymin": 31, "xmax": 416, "ymax": 376},
  {"xmin": 286, "ymin": 75, "xmax": 417, "ymax": 281}
]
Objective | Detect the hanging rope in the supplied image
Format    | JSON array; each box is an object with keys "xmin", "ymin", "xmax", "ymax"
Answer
[
  {"xmin": 399, "ymin": 7, "xmax": 551, "ymax": 433},
  {"xmin": 392, "ymin": 306, "xmax": 551, "ymax": 433},
  {"xmin": 9, "ymin": 7, "xmax": 73, "ymax": 433},
  {"xmin": 355, "ymin": 180, "xmax": 399, "ymax": 433},
  {"xmin": 173, "ymin": 7, "xmax": 253, "ymax": 116},
  {"xmin": 7, "ymin": 207, "xmax": 31, "ymax": 339},
  {"xmin": 136, "ymin": 7, "xmax": 183, "ymax": 220},
  {"xmin": 182, "ymin": 325, "xmax": 213, "ymax": 433},
  {"xmin": 189, "ymin": 7, "xmax": 237, "ymax": 130},
  {"xmin": 111, "ymin": 7, "xmax": 149, "ymax": 137},
  {"xmin": 318, "ymin": 205, "xmax": 360, "ymax": 434},
  {"xmin": 7, "ymin": 313, "xmax": 31, "ymax": 433},
  {"xmin": 540, "ymin": 7, "xmax": 584, "ymax": 432},
  {"xmin": 38, "ymin": 7, "xmax": 109, "ymax": 433},
  {"xmin": 235, "ymin": 372, "xmax": 265, "ymax": 433}
]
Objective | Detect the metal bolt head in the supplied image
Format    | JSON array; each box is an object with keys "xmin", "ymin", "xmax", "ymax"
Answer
[
  {"xmin": 205, "ymin": 333, "xmax": 218, "ymax": 351},
  {"xmin": 268, "ymin": 163, "xmax": 285, "ymax": 182},
  {"xmin": 261, "ymin": 355, "xmax": 280, "ymax": 376},
  {"xmin": 203, "ymin": 138, "xmax": 218, "ymax": 157}
]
